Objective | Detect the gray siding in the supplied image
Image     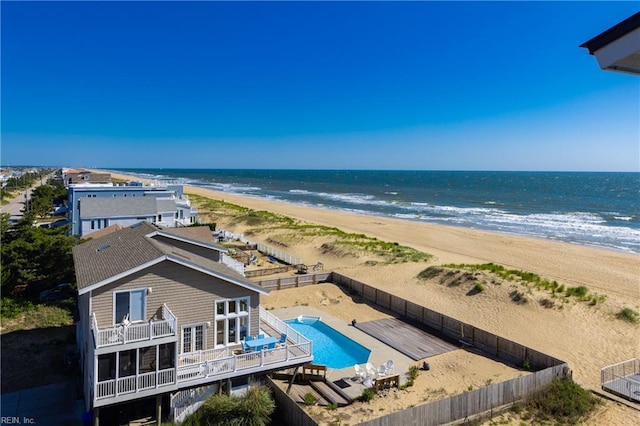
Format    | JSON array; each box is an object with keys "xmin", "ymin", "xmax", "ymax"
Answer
[{"xmin": 91, "ymin": 261, "xmax": 260, "ymax": 350}]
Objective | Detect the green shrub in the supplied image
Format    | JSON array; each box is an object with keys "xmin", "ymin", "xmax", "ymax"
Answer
[
  {"xmin": 473, "ymin": 283, "xmax": 485, "ymax": 292},
  {"xmin": 303, "ymin": 392, "xmax": 317, "ymax": 406},
  {"xmin": 616, "ymin": 308, "xmax": 640, "ymax": 324},
  {"xmin": 184, "ymin": 385, "xmax": 275, "ymax": 426},
  {"xmin": 1, "ymin": 298, "xmax": 35, "ymax": 319},
  {"xmin": 359, "ymin": 388, "xmax": 375, "ymax": 402},
  {"xmin": 565, "ymin": 286, "xmax": 589, "ymax": 299},
  {"xmin": 524, "ymin": 377, "xmax": 599, "ymax": 424},
  {"xmin": 326, "ymin": 402, "xmax": 338, "ymax": 410}
]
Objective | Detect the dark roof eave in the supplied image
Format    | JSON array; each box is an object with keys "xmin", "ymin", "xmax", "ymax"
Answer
[{"xmin": 580, "ymin": 12, "xmax": 640, "ymax": 54}]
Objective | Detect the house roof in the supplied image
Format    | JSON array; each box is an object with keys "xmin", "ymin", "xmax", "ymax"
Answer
[
  {"xmin": 73, "ymin": 221, "xmax": 265, "ymax": 296},
  {"xmin": 84, "ymin": 224, "xmax": 125, "ymax": 239},
  {"xmin": 80, "ymin": 197, "xmax": 170, "ymax": 218},
  {"xmin": 580, "ymin": 12, "xmax": 640, "ymax": 75}
]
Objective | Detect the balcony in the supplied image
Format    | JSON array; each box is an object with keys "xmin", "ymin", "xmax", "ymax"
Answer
[
  {"xmin": 175, "ymin": 308, "xmax": 312, "ymax": 386},
  {"xmin": 92, "ymin": 307, "xmax": 313, "ymax": 405},
  {"xmin": 95, "ymin": 368, "xmax": 177, "ymax": 401},
  {"xmin": 92, "ymin": 304, "xmax": 177, "ymax": 348}
]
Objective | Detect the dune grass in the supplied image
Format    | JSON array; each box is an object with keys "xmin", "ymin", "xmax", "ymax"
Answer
[
  {"xmin": 188, "ymin": 193, "xmax": 432, "ymax": 264},
  {"xmin": 438, "ymin": 263, "xmax": 607, "ymax": 306}
]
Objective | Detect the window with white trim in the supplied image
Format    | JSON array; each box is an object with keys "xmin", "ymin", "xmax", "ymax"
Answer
[
  {"xmin": 182, "ymin": 324, "xmax": 205, "ymax": 354},
  {"xmin": 214, "ymin": 297, "xmax": 249, "ymax": 347},
  {"xmin": 114, "ymin": 289, "xmax": 146, "ymax": 324}
]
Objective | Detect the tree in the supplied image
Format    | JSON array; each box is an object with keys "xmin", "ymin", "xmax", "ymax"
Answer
[{"xmin": 1, "ymin": 219, "xmax": 78, "ymax": 295}]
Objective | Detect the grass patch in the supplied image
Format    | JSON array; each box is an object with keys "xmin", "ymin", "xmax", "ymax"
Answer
[
  {"xmin": 523, "ymin": 377, "xmax": 599, "ymax": 424},
  {"xmin": 1, "ymin": 297, "xmax": 75, "ymax": 332},
  {"xmin": 473, "ymin": 283, "xmax": 485, "ymax": 292},
  {"xmin": 616, "ymin": 307, "xmax": 640, "ymax": 324}
]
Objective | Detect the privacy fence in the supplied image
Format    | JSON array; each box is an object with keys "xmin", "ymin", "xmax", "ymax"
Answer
[{"xmin": 259, "ymin": 271, "xmax": 569, "ymax": 426}]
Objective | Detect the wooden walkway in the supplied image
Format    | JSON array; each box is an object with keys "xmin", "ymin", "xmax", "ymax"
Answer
[
  {"xmin": 602, "ymin": 374, "xmax": 640, "ymax": 403},
  {"xmin": 354, "ymin": 318, "xmax": 458, "ymax": 360}
]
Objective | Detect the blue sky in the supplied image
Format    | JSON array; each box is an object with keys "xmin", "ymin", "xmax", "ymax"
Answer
[{"xmin": 2, "ymin": 1, "xmax": 638, "ymax": 171}]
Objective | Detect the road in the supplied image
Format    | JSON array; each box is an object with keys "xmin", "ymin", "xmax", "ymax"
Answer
[{"xmin": 1, "ymin": 174, "xmax": 54, "ymax": 222}]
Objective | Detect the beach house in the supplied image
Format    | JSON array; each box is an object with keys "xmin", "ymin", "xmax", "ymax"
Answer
[
  {"xmin": 73, "ymin": 222, "xmax": 313, "ymax": 425},
  {"xmin": 67, "ymin": 181, "xmax": 199, "ymax": 237}
]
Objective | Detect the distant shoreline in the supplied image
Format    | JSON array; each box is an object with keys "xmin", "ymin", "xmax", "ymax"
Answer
[{"xmin": 98, "ymin": 168, "xmax": 639, "ymax": 300}]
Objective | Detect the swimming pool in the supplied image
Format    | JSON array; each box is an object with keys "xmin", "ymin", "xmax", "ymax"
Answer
[{"xmin": 285, "ymin": 316, "xmax": 371, "ymax": 369}]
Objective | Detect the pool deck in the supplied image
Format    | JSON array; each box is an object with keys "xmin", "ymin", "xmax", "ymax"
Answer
[
  {"xmin": 268, "ymin": 307, "xmax": 416, "ymax": 400},
  {"xmin": 354, "ymin": 317, "xmax": 458, "ymax": 360}
]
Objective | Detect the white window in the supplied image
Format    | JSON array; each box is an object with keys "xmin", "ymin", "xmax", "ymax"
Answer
[
  {"xmin": 114, "ymin": 289, "xmax": 146, "ymax": 324},
  {"xmin": 182, "ymin": 324, "xmax": 205, "ymax": 354},
  {"xmin": 214, "ymin": 297, "xmax": 249, "ymax": 347}
]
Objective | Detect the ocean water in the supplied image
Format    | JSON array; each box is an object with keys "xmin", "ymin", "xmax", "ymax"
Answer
[{"xmin": 113, "ymin": 169, "xmax": 640, "ymax": 254}]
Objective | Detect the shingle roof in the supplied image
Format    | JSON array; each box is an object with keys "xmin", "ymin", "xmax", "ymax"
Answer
[
  {"xmin": 158, "ymin": 226, "xmax": 227, "ymax": 251},
  {"xmin": 73, "ymin": 222, "xmax": 164, "ymax": 290},
  {"xmin": 73, "ymin": 221, "xmax": 264, "ymax": 295},
  {"xmin": 80, "ymin": 197, "xmax": 160, "ymax": 218}
]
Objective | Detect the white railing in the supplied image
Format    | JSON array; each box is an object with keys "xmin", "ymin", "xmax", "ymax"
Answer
[
  {"xmin": 176, "ymin": 341, "xmax": 312, "ymax": 386},
  {"xmin": 171, "ymin": 384, "xmax": 218, "ymax": 423},
  {"xmin": 91, "ymin": 305, "xmax": 177, "ymax": 348},
  {"xmin": 256, "ymin": 242, "xmax": 303, "ymax": 266},
  {"xmin": 95, "ymin": 368, "xmax": 176, "ymax": 400},
  {"xmin": 259, "ymin": 307, "xmax": 311, "ymax": 345},
  {"xmin": 178, "ymin": 347, "xmax": 229, "ymax": 366},
  {"xmin": 221, "ymin": 253, "xmax": 245, "ymax": 276}
]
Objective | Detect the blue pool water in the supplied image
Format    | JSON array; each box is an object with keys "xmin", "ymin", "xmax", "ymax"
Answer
[{"xmin": 285, "ymin": 317, "xmax": 371, "ymax": 369}]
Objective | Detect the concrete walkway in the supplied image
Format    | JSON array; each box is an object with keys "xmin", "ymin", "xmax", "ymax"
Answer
[{"xmin": 1, "ymin": 380, "xmax": 85, "ymax": 425}]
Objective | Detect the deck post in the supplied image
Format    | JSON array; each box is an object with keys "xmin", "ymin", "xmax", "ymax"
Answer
[
  {"xmin": 286, "ymin": 366, "xmax": 300, "ymax": 394},
  {"xmin": 156, "ymin": 395, "xmax": 162, "ymax": 425}
]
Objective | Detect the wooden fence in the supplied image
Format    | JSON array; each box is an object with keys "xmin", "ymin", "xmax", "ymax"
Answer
[
  {"xmin": 260, "ymin": 271, "xmax": 569, "ymax": 426},
  {"xmin": 356, "ymin": 364, "xmax": 568, "ymax": 426},
  {"xmin": 265, "ymin": 376, "xmax": 318, "ymax": 426},
  {"xmin": 256, "ymin": 272, "xmax": 332, "ymax": 291}
]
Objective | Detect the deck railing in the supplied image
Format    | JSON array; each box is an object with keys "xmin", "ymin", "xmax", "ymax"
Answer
[
  {"xmin": 91, "ymin": 304, "xmax": 178, "ymax": 348},
  {"xmin": 259, "ymin": 307, "xmax": 311, "ymax": 345},
  {"xmin": 175, "ymin": 341, "xmax": 312, "ymax": 384},
  {"xmin": 95, "ymin": 367, "xmax": 176, "ymax": 400}
]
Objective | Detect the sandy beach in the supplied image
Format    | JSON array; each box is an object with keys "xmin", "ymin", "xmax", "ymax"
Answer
[{"xmin": 106, "ymin": 171, "xmax": 639, "ymax": 424}]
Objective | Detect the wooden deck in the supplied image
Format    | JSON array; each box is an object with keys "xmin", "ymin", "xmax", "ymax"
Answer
[{"xmin": 354, "ymin": 318, "xmax": 458, "ymax": 360}]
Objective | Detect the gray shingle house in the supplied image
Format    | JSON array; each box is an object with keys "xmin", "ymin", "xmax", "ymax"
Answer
[{"xmin": 73, "ymin": 222, "xmax": 312, "ymax": 424}]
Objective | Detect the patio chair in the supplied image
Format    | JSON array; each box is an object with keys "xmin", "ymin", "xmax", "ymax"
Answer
[
  {"xmin": 363, "ymin": 376, "xmax": 373, "ymax": 388},
  {"xmin": 385, "ymin": 359, "xmax": 394, "ymax": 375},
  {"xmin": 366, "ymin": 362, "xmax": 376, "ymax": 378},
  {"xmin": 266, "ymin": 342, "xmax": 276, "ymax": 350},
  {"xmin": 354, "ymin": 364, "xmax": 365, "ymax": 381},
  {"xmin": 277, "ymin": 333, "xmax": 287, "ymax": 347},
  {"xmin": 245, "ymin": 335, "xmax": 253, "ymax": 341},
  {"xmin": 258, "ymin": 334, "xmax": 265, "ymax": 339},
  {"xmin": 378, "ymin": 364, "xmax": 386, "ymax": 378}
]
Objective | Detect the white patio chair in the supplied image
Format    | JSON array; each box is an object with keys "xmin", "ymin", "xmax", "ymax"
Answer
[
  {"xmin": 385, "ymin": 359, "xmax": 394, "ymax": 375},
  {"xmin": 365, "ymin": 362, "xmax": 376, "ymax": 378},
  {"xmin": 354, "ymin": 364, "xmax": 365, "ymax": 381},
  {"xmin": 363, "ymin": 376, "xmax": 373, "ymax": 388},
  {"xmin": 378, "ymin": 364, "xmax": 386, "ymax": 378}
]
